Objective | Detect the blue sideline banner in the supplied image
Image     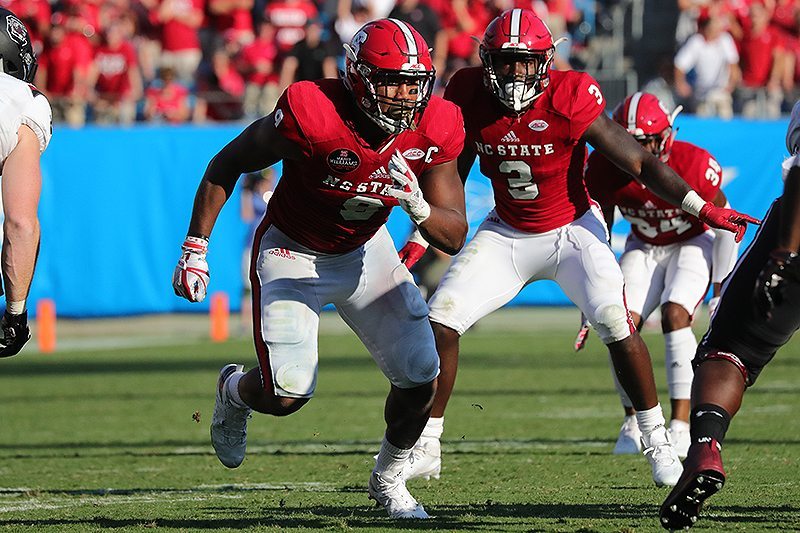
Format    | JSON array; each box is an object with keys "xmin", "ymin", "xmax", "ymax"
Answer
[{"xmin": 31, "ymin": 117, "xmax": 789, "ymax": 316}]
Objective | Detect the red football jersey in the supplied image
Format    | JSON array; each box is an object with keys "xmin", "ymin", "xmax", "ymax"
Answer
[
  {"xmin": 266, "ymin": 79, "xmax": 464, "ymax": 254},
  {"xmin": 585, "ymin": 140, "xmax": 722, "ymax": 245},
  {"xmin": 444, "ymin": 67, "xmax": 605, "ymax": 233}
]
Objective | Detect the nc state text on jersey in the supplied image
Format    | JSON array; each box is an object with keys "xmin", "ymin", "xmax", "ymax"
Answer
[{"xmin": 474, "ymin": 142, "xmax": 555, "ymax": 157}]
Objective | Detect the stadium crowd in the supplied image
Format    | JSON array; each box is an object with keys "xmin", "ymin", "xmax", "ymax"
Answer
[{"xmin": 4, "ymin": 0, "xmax": 799, "ymax": 125}]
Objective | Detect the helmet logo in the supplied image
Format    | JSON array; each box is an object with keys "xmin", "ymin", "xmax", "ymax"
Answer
[
  {"xmin": 6, "ymin": 15, "xmax": 27, "ymax": 46},
  {"xmin": 528, "ymin": 119, "xmax": 549, "ymax": 131},
  {"xmin": 350, "ymin": 29, "xmax": 368, "ymax": 57},
  {"xmin": 327, "ymin": 149, "xmax": 361, "ymax": 173}
]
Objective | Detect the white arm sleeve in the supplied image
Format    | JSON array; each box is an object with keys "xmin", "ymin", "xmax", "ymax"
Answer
[
  {"xmin": 711, "ymin": 202, "xmax": 740, "ymax": 283},
  {"xmin": 20, "ymin": 94, "xmax": 53, "ymax": 153}
]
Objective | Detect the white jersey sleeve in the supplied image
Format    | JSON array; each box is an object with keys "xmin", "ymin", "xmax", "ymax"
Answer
[{"xmin": 20, "ymin": 92, "xmax": 52, "ymax": 153}]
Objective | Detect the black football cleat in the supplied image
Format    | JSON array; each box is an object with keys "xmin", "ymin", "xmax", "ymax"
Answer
[{"xmin": 659, "ymin": 438, "xmax": 726, "ymax": 530}]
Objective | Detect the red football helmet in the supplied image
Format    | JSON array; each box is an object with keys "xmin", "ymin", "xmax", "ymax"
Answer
[
  {"xmin": 479, "ymin": 9, "xmax": 563, "ymax": 112},
  {"xmin": 612, "ymin": 92, "xmax": 683, "ymax": 161},
  {"xmin": 343, "ymin": 19, "xmax": 435, "ymax": 134}
]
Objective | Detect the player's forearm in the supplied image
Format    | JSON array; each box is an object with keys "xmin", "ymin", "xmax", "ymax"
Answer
[
  {"xmin": 187, "ymin": 177, "xmax": 232, "ymax": 238},
  {"xmin": 2, "ymin": 218, "xmax": 40, "ymax": 301},
  {"xmin": 779, "ymin": 166, "xmax": 800, "ymax": 252},
  {"xmin": 637, "ymin": 156, "xmax": 694, "ymax": 208},
  {"xmin": 418, "ymin": 207, "xmax": 467, "ymax": 255}
]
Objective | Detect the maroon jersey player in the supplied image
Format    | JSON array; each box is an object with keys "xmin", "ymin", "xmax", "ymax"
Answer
[
  {"xmin": 173, "ymin": 19, "xmax": 467, "ymax": 519},
  {"xmin": 397, "ymin": 8, "xmax": 758, "ymax": 488},
  {"xmin": 584, "ymin": 92, "xmax": 741, "ymax": 460}
]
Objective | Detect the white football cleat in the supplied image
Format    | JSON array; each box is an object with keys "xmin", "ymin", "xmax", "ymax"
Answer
[
  {"xmin": 210, "ymin": 364, "xmax": 251, "ymax": 468},
  {"xmin": 642, "ymin": 424, "xmax": 683, "ymax": 487},
  {"xmin": 613, "ymin": 415, "xmax": 643, "ymax": 455},
  {"xmin": 403, "ymin": 437, "xmax": 441, "ymax": 481},
  {"xmin": 368, "ymin": 471, "xmax": 430, "ymax": 519},
  {"xmin": 668, "ymin": 422, "xmax": 691, "ymax": 460}
]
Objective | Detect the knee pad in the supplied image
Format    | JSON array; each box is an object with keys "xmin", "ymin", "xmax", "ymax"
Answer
[
  {"xmin": 593, "ymin": 303, "xmax": 634, "ymax": 344},
  {"xmin": 262, "ymin": 293, "xmax": 318, "ymax": 398}
]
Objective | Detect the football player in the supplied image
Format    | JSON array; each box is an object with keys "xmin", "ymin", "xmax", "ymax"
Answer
[
  {"xmin": 659, "ymin": 102, "xmax": 800, "ymax": 529},
  {"xmin": 0, "ymin": 8, "xmax": 52, "ymax": 358},
  {"xmin": 397, "ymin": 8, "xmax": 758, "ymax": 487},
  {"xmin": 173, "ymin": 19, "xmax": 467, "ymax": 519},
  {"xmin": 583, "ymin": 92, "xmax": 741, "ymax": 459}
]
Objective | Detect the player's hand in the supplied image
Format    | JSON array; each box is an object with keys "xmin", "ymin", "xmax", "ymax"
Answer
[
  {"xmin": 0, "ymin": 311, "xmax": 30, "ymax": 358},
  {"xmin": 398, "ymin": 241, "xmax": 427, "ymax": 269},
  {"xmin": 708, "ymin": 296, "xmax": 721, "ymax": 318},
  {"xmin": 574, "ymin": 315, "xmax": 591, "ymax": 351},
  {"xmin": 173, "ymin": 236, "xmax": 210, "ymax": 303},
  {"xmin": 754, "ymin": 250, "xmax": 799, "ymax": 320},
  {"xmin": 387, "ymin": 149, "xmax": 431, "ymax": 224},
  {"xmin": 698, "ymin": 203, "xmax": 761, "ymax": 243}
]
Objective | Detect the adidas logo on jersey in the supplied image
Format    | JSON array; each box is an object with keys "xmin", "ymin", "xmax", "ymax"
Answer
[{"xmin": 500, "ymin": 130, "xmax": 519, "ymax": 143}]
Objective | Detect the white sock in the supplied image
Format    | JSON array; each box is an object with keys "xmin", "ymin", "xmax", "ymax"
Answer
[
  {"xmin": 225, "ymin": 371, "xmax": 250, "ymax": 410},
  {"xmin": 636, "ymin": 403, "xmax": 666, "ymax": 434},
  {"xmin": 375, "ymin": 436, "xmax": 412, "ymax": 480},
  {"xmin": 664, "ymin": 327, "xmax": 696, "ymax": 400},
  {"xmin": 420, "ymin": 417, "xmax": 444, "ymax": 440},
  {"xmin": 6, "ymin": 300, "xmax": 25, "ymax": 315},
  {"xmin": 669, "ymin": 419, "xmax": 690, "ymax": 433}
]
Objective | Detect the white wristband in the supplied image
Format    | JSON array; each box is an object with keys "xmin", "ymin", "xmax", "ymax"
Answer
[{"xmin": 680, "ymin": 190, "xmax": 706, "ymax": 217}]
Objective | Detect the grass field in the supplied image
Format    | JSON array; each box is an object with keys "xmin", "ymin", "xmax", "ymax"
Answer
[{"xmin": 1, "ymin": 309, "xmax": 799, "ymax": 532}]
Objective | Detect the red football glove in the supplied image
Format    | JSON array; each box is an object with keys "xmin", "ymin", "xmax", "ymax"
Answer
[
  {"xmin": 698, "ymin": 203, "xmax": 761, "ymax": 243},
  {"xmin": 398, "ymin": 241, "xmax": 427, "ymax": 269}
]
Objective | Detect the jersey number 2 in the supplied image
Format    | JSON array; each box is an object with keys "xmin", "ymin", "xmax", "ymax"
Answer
[{"xmin": 501, "ymin": 160, "xmax": 539, "ymax": 200}]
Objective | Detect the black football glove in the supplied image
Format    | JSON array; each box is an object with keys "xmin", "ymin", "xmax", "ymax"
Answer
[
  {"xmin": 0, "ymin": 311, "xmax": 31, "ymax": 358},
  {"xmin": 754, "ymin": 250, "xmax": 800, "ymax": 320}
]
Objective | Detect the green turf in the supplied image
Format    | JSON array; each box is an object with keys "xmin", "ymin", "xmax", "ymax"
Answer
[{"xmin": 1, "ymin": 318, "xmax": 799, "ymax": 532}]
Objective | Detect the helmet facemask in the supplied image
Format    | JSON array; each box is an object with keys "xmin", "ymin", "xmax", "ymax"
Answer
[
  {"xmin": 344, "ymin": 42, "xmax": 435, "ymax": 135},
  {"xmin": 481, "ymin": 44, "xmax": 558, "ymax": 113}
]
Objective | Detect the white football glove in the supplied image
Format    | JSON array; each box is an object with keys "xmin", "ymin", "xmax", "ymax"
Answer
[
  {"xmin": 387, "ymin": 149, "xmax": 431, "ymax": 225},
  {"xmin": 173, "ymin": 236, "xmax": 210, "ymax": 303}
]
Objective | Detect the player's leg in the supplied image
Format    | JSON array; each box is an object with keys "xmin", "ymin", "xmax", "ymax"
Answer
[
  {"xmin": 211, "ymin": 225, "xmax": 323, "ymax": 469},
  {"xmin": 555, "ymin": 207, "xmax": 681, "ymax": 487},
  {"xmin": 336, "ymin": 227, "xmax": 437, "ymax": 518},
  {"xmin": 611, "ymin": 240, "xmax": 665, "ymax": 454},
  {"xmin": 659, "ymin": 233, "xmax": 714, "ymax": 458},
  {"xmin": 409, "ymin": 215, "xmax": 534, "ymax": 480},
  {"xmin": 661, "ymin": 199, "xmax": 800, "ymax": 529}
]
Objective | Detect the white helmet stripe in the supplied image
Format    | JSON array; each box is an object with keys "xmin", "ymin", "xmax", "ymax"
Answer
[
  {"xmin": 509, "ymin": 8, "xmax": 522, "ymax": 44},
  {"xmin": 627, "ymin": 92, "xmax": 644, "ymax": 132},
  {"xmin": 389, "ymin": 18, "xmax": 418, "ymax": 62}
]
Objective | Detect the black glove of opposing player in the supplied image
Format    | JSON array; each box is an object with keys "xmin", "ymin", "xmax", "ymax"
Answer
[
  {"xmin": 754, "ymin": 250, "xmax": 800, "ymax": 320},
  {"xmin": 0, "ymin": 311, "xmax": 31, "ymax": 358}
]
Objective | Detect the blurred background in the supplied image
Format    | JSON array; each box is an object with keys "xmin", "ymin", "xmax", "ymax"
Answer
[{"xmin": 6, "ymin": 0, "xmax": 798, "ymax": 318}]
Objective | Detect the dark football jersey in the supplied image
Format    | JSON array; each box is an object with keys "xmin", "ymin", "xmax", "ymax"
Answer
[
  {"xmin": 585, "ymin": 140, "xmax": 722, "ymax": 245},
  {"xmin": 266, "ymin": 79, "xmax": 464, "ymax": 253},
  {"xmin": 444, "ymin": 67, "xmax": 604, "ymax": 233}
]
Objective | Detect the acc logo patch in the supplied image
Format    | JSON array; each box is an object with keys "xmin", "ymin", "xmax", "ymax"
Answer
[
  {"xmin": 528, "ymin": 119, "xmax": 549, "ymax": 132},
  {"xmin": 402, "ymin": 148, "xmax": 425, "ymax": 160},
  {"xmin": 327, "ymin": 148, "xmax": 361, "ymax": 172},
  {"xmin": 6, "ymin": 15, "xmax": 27, "ymax": 46}
]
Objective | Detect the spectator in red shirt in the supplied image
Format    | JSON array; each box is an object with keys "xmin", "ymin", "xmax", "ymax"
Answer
[
  {"xmin": 195, "ymin": 47, "xmax": 245, "ymax": 121},
  {"xmin": 144, "ymin": 66, "xmax": 192, "ymax": 123},
  {"xmin": 264, "ymin": 0, "xmax": 318, "ymax": 56},
  {"xmin": 90, "ymin": 21, "xmax": 143, "ymax": 124},
  {"xmin": 208, "ymin": 0, "xmax": 254, "ymax": 47},
  {"xmin": 239, "ymin": 19, "xmax": 280, "ymax": 119},
  {"xmin": 152, "ymin": 0, "xmax": 204, "ymax": 85},
  {"xmin": 737, "ymin": 1, "xmax": 785, "ymax": 117},
  {"xmin": 39, "ymin": 16, "xmax": 94, "ymax": 126}
]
